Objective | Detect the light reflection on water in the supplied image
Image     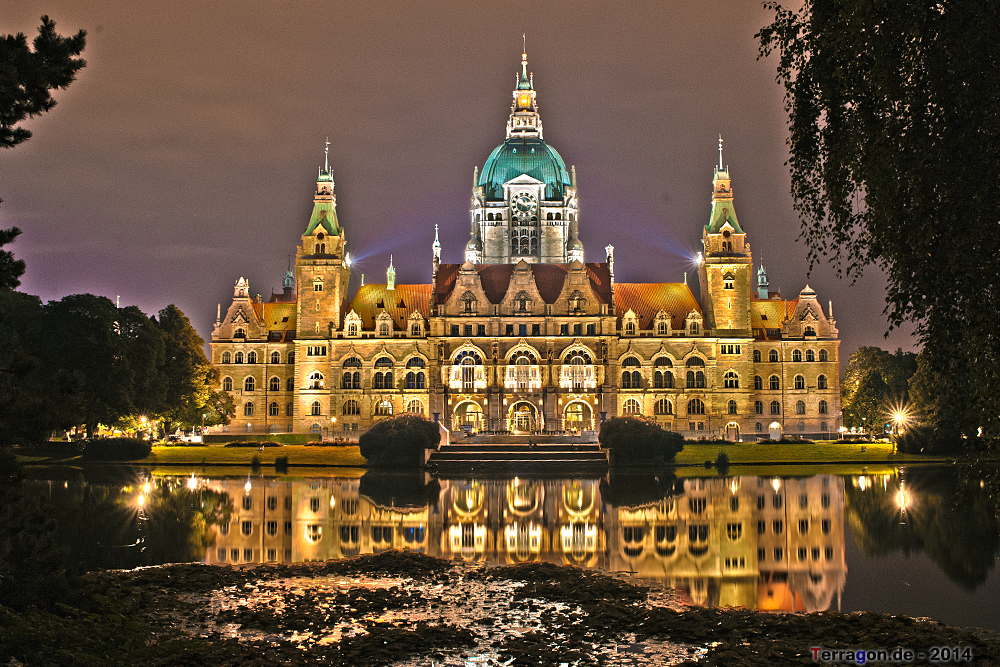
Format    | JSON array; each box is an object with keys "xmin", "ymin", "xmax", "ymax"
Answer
[{"xmin": 22, "ymin": 465, "xmax": 1000, "ymax": 630}]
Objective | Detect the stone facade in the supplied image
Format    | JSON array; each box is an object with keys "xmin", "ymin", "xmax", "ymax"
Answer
[{"xmin": 210, "ymin": 52, "xmax": 841, "ymax": 441}]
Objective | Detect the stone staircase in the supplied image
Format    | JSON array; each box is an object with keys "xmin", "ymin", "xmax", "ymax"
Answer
[{"xmin": 427, "ymin": 435, "xmax": 608, "ymax": 471}]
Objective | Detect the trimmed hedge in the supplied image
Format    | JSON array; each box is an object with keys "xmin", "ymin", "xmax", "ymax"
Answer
[
  {"xmin": 359, "ymin": 415, "xmax": 440, "ymax": 468},
  {"xmin": 599, "ymin": 416, "xmax": 684, "ymax": 466},
  {"xmin": 223, "ymin": 441, "xmax": 281, "ymax": 448},
  {"xmin": 202, "ymin": 433, "xmax": 318, "ymax": 445},
  {"xmin": 79, "ymin": 438, "xmax": 152, "ymax": 461}
]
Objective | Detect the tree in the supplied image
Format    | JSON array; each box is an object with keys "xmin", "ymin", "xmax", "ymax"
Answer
[
  {"xmin": 1, "ymin": 16, "xmax": 86, "ymax": 150},
  {"xmin": 841, "ymin": 346, "xmax": 918, "ymax": 431},
  {"xmin": 154, "ymin": 304, "xmax": 230, "ymax": 434},
  {"xmin": 1, "ymin": 17, "xmax": 86, "ymax": 293},
  {"xmin": 758, "ymin": 2, "xmax": 1000, "ymax": 445},
  {"xmin": 0, "ymin": 227, "xmax": 25, "ymax": 291}
]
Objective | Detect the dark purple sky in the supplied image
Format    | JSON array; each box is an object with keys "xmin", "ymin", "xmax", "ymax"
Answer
[{"xmin": 1, "ymin": 1, "xmax": 916, "ymax": 364}]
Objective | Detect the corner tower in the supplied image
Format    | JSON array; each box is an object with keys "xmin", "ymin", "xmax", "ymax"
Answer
[
  {"xmin": 473, "ymin": 49, "xmax": 579, "ymax": 264},
  {"xmin": 698, "ymin": 139, "xmax": 753, "ymax": 335},
  {"xmin": 296, "ymin": 143, "xmax": 351, "ymax": 339}
]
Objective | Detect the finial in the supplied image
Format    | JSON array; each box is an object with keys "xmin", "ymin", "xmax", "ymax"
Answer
[
  {"xmin": 718, "ymin": 134, "xmax": 723, "ymax": 170},
  {"xmin": 324, "ymin": 136, "xmax": 330, "ymax": 171},
  {"xmin": 523, "ymin": 33, "xmax": 526, "ymax": 55}
]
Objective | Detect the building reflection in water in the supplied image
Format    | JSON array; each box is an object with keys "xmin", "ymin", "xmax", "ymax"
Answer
[{"xmin": 203, "ymin": 474, "xmax": 846, "ymax": 613}]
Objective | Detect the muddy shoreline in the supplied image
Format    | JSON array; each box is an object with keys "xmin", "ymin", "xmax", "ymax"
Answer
[{"xmin": 3, "ymin": 551, "xmax": 997, "ymax": 666}]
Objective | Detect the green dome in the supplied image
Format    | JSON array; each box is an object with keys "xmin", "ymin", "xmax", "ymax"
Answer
[{"xmin": 479, "ymin": 136, "xmax": 571, "ymax": 201}]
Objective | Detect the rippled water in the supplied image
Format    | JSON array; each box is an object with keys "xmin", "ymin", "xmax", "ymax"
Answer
[{"xmin": 21, "ymin": 464, "xmax": 1000, "ymax": 632}]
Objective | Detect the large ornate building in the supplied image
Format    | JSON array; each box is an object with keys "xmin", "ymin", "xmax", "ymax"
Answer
[{"xmin": 210, "ymin": 51, "xmax": 841, "ymax": 440}]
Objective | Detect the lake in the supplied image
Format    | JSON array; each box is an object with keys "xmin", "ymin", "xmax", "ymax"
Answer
[{"xmin": 21, "ymin": 464, "xmax": 1000, "ymax": 631}]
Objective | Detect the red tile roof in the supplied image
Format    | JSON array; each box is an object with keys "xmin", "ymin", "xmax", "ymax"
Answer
[
  {"xmin": 613, "ymin": 283, "xmax": 701, "ymax": 329},
  {"xmin": 348, "ymin": 284, "xmax": 432, "ymax": 331}
]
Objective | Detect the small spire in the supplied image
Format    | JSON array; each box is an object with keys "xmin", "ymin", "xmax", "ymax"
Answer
[
  {"xmin": 433, "ymin": 224, "xmax": 441, "ymax": 248},
  {"xmin": 387, "ymin": 255, "xmax": 396, "ymax": 290},
  {"xmin": 718, "ymin": 134, "xmax": 724, "ymax": 170},
  {"xmin": 324, "ymin": 136, "xmax": 330, "ymax": 171}
]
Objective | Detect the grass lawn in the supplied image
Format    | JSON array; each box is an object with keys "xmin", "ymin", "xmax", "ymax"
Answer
[
  {"xmin": 673, "ymin": 441, "xmax": 946, "ymax": 466},
  {"xmin": 140, "ymin": 445, "xmax": 367, "ymax": 468}
]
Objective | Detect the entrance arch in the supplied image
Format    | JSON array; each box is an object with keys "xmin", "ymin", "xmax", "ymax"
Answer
[
  {"xmin": 454, "ymin": 401, "xmax": 483, "ymax": 433},
  {"xmin": 563, "ymin": 401, "xmax": 592, "ymax": 432},
  {"xmin": 725, "ymin": 422, "xmax": 740, "ymax": 441},
  {"xmin": 508, "ymin": 401, "xmax": 539, "ymax": 434}
]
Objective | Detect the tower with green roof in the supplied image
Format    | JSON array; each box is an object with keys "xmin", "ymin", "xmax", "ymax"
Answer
[
  {"xmin": 296, "ymin": 142, "xmax": 351, "ymax": 340},
  {"xmin": 698, "ymin": 137, "xmax": 753, "ymax": 336},
  {"xmin": 471, "ymin": 50, "xmax": 580, "ymax": 264}
]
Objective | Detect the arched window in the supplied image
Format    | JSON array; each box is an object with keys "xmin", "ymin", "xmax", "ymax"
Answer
[
  {"xmin": 654, "ymin": 370, "xmax": 674, "ymax": 388},
  {"xmin": 625, "ymin": 321, "xmax": 636, "ymax": 336},
  {"xmin": 222, "ymin": 376, "xmax": 233, "ymax": 391},
  {"xmin": 375, "ymin": 400, "xmax": 393, "ymax": 416},
  {"xmin": 688, "ymin": 399, "xmax": 706, "ymax": 415},
  {"xmin": 728, "ymin": 399, "xmax": 738, "ymax": 415},
  {"xmin": 770, "ymin": 400, "xmax": 781, "ymax": 415},
  {"xmin": 657, "ymin": 321, "xmax": 669, "ymax": 335},
  {"xmin": 222, "ymin": 351, "xmax": 231, "ymax": 364},
  {"xmin": 755, "ymin": 400, "xmax": 763, "ymax": 415},
  {"xmin": 769, "ymin": 375, "xmax": 780, "ymax": 390},
  {"xmin": 343, "ymin": 400, "xmax": 360, "ymax": 416},
  {"xmin": 286, "ymin": 377, "xmax": 294, "ymax": 391},
  {"xmin": 244, "ymin": 376, "xmax": 255, "ymax": 392},
  {"xmin": 819, "ymin": 349, "xmax": 829, "ymax": 362},
  {"xmin": 269, "ymin": 402, "xmax": 279, "ymax": 417},
  {"xmin": 406, "ymin": 357, "xmax": 426, "ymax": 368},
  {"xmin": 269, "ymin": 376, "xmax": 280, "ymax": 392},
  {"xmin": 244, "ymin": 402, "xmax": 254, "ymax": 416},
  {"xmin": 695, "ymin": 371, "xmax": 705, "ymax": 388},
  {"xmin": 622, "ymin": 356, "xmax": 641, "ymax": 367},
  {"xmin": 247, "ymin": 351, "xmax": 257, "ymax": 364},
  {"xmin": 288, "ymin": 351, "xmax": 295, "ymax": 364},
  {"xmin": 798, "ymin": 421, "xmax": 806, "ymax": 431},
  {"xmin": 514, "ymin": 291, "xmax": 530, "ymax": 313},
  {"xmin": 792, "ymin": 349, "xmax": 802, "ymax": 362},
  {"xmin": 271, "ymin": 351, "xmax": 281, "ymax": 364},
  {"xmin": 406, "ymin": 399, "xmax": 424, "ymax": 415},
  {"xmin": 344, "ymin": 356, "xmax": 362, "ymax": 368},
  {"xmin": 308, "ymin": 371, "xmax": 324, "ymax": 389},
  {"xmin": 374, "ymin": 357, "xmax": 393, "ymax": 368},
  {"xmin": 461, "ymin": 291, "xmax": 477, "ymax": 314},
  {"xmin": 378, "ymin": 323, "xmax": 390, "ymax": 337},
  {"xmin": 819, "ymin": 400, "xmax": 828, "ymax": 414},
  {"xmin": 654, "ymin": 399, "xmax": 673, "ymax": 415},
  {"xmin": 411, "ymin": 323, "xmax": 421, "ymax": 336},
  {"xmin": 405, "ymin": 371, "xmax": 426, "ymax": 389},
  {"xmin": 754, "ymin": 375, "xmax": 763, "ymax": 390},
  {"xmin": 234, "ymin": 328, "xmax": 246, "ymax": 338},
  {"xmin": 769, "ymin": 349, "xmax": 779, "ymax": 363},
  {"xmin": 286, "ymin": 402, "xmax": 293, "ymax": 416},
  {"xmin": 794, "ymin": 375, "xmax": 805, "ymax": 390},
  {"xmin": 724, "ymin": 370, "xmax": 739, "ymax": 389},
  {"xmin": 817, "ymin": 374, "xmax": 828, "ymax": 390},
  {"xmin": 622, "ymin": 398, "xmax": 642, "ymax": 415},
  {"xmin": 234, "ymin": 351, "xmax": 245, "ymax": 364},
  {"xmin": 795, "ymin": 400, "xmax": 806, "ymax": 414},
  {"xmin": 806, "ymin": 349, "xmax": 816, "ymax": 362},
  {"xmin": 753, "ymin": 349, "xmax": 761, "ymax": 363},
  {"xmin": 311, "ymin": 400, "xmax": 322, "ymax": 416},
  {"xmin": 686, "ymin": 370, "xmax": 695, "ymax": 388},
  {"xmin": 348, "ymin": 323, "xmax": 359, "ymax": 336}
]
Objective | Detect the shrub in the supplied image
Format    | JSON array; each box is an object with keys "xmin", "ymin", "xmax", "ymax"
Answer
[
  {"xmin": 79, "ymin": 438, "xmax": 152, "ymax": 461},
  {"xmin": 223, "ymin": 441, "xmax": 281, "ymax": 448},
  {"xmin": 274, "ymin": 456, "xmax": 289, "ymax": 473},
  {"xmin": 715, "ymin": 450, "xmax": 731, "ymax": 475},
  {"xmin": 250, "ymin": 455, "xmax": 261, "ymax": 472},
  {"xmin": 359, "ymin": 415, "xmax": 441, "ymax": 468},
  {"xmin": 599, "ymin": 416, "xmax": 684, "ymax": 466}
]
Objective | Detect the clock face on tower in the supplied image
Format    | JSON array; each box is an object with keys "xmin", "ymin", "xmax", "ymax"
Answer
[{"xmin": 510, "ymin": 192, "xmax": 537, "ymax": 224}]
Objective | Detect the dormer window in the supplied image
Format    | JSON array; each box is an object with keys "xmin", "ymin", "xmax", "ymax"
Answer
[
  {"xmin": 625, "ymin": 321, "xmax": 636, "ymax": 336},
  {"xmin": 723, "ymin": 272, "xmax": 735, "ymax": 290},
  {"xmin": 461, "ymin": 292, "xmax": 477, "ymax": 315},
  {"xmin": 804, "ymin": 326, "xmax": 816, "ymax": 336},
  {"xmin": 313, "ymin": 281, "xmax": 323, "ymax": 292}
]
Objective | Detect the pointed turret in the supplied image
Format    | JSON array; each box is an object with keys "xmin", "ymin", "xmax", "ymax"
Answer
[
  {"xmin": 757, "ymin": 264, "xmax": 770, "ymax": 300},
  {"xmin": 387, "ymin": 255, "xmax": 396, "ymax": 291},
  {"xmin": 507, "ymin": 48, "xmax": 543, "ymax": 139},
  {"xmin": 304, "ymin": 138, "xmax": 340, "ymax": 237},
  {"xmin": 567, "ymin": 219, "xmax": 584, "ymax": 262},
  {"xmin": 465, "ymin": 220, "xmax": 483, "ymax": 264}
]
